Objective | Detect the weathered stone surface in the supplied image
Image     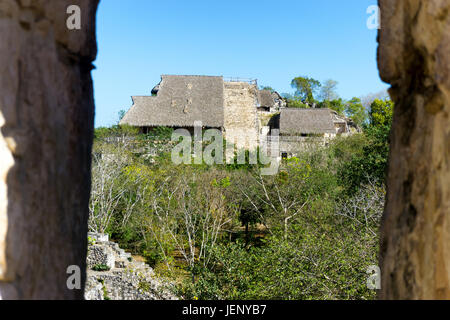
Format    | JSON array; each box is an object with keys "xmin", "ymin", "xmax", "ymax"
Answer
[
  {"xmin": 224, "ymin": 82, "xmax": 259, "ymax": 153},
  {"xmin": 0, "ymin": 0, "xmax": 99, "ymax": 299},
  {"xmin": 378, "ymin": 0, "xmax": 450, "ymax": 299},
  {"xmin": 85, "ymin": 236, "xmax": 178, "ymax": 300},
  {"xmin": 87, "ymin": 245, "xmax": 116, "ymax": 270}
]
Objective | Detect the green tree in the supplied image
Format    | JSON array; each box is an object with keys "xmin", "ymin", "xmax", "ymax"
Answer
[
  {"xmin": 338, "ymin": 99, "xmax": 393, "ymax": 193},
  {"xmin": 319, "ymin": 98, "xmax": 346, "ymax": 115},
  {"xmin": 319, "ymin": 79, "xmax": 339, "ymax": 102},
  {"xmin": 287, "ymin": 97, "xmax": 310, "ymax": 108},
  {"xmin": 291, "ymin": 76, "xmax": 321, "ymax": 103},
  {"xmin": 369, "ymin": 99, "xmax": 394, "ymax": 127},
  {"xmin": 94, "ymin": 124, "xmax": 139, "ymax": 140},
  {"xmin": 345, "ymin": 97, "xmax": 367, "ymax": 127}
]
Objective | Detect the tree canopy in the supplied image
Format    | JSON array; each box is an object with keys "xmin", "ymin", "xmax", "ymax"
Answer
[
  {"xmin": 318, "ymin": 98, "xmax": 346, "ymax": 115},
  {"xmin": 369, "ymin": 99, "xmax": 394, "ymax": 127},
  {"xmin": 291, "ymin": 76, "xmax": 321, "ymax": 103},
  {"xmin": 345, "ymin": 97, "xmax": 367, "ymax": 127},
  {"xmin": 319, "ymin": 79, "xmax": 339, "ymax": 102}
]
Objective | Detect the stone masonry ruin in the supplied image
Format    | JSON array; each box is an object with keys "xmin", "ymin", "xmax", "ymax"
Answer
[
  {"xmin": 120, "ymin": 75, "xmax": 357, "ymax": 159},
  {"xmin": 84, "ymin": 233, "xmax": 177, "ymax": 300}
]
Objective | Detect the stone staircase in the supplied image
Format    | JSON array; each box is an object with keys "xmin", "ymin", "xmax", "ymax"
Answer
[{"xmin": 85, "ymin": 233, "xmax": 177, "ymax": 300}]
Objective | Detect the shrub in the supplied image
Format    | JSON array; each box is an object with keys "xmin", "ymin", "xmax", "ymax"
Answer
[
  {"xmin": 338, "ymin": 125, "xmax": 390, "ymax": 194},
  {"xmin": 88, "ymin": 124, "xmax": 388, "ymax": 300},
  {"xmin": 92, "ymin": 264, "xmax": 111, "ymax": 272}
]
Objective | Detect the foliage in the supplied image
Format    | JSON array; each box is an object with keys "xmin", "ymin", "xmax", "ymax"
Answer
[
  {"xmin": 182, "ymin": 188, "xmax": 381, "ymax": 300},
  {"xmin": 94, "ymin": 125, "xmax": 140, "ymax": 140},
  {"xmin": 145, "ymin": 126, "xmax": 174, "ymax": 140},
  {"xmin": 286, "ymin": 97, "xmax": 311, "ymax": 108},
  {"xmin": 291, "ymin": 76, "xmax": 321, "ymax": 103},
  {"xmin": 98, "ymin": 279, "xmax": 111, "ymax": 300},
  {"xmin": 88, "ymin": 236, "xmax": 96, "ymax": 246},
  {"xmin": 318, "ymin": 98, "xmax": 346, "ymax": 115},
  {"xmin": 345, "ymin": 97, "xmax": 367, "ymax": 127},
  {"xmin": 360, "ymin": 90, "xmax": 390, "ymax": 109},
  {"xmin": 88, "ymin": 123, "xmax": 389, "ymax": 300},
  {"xmin": 338, "ymin": 99, "xmax": 393, "ymax": 194},
  {"xmin": 92, "ymin": 264, "xmax": 111, "ymax": 272},
  {"xmin": 338, "ymin": 129, "xmax": 389, "ymax": 194},
  {"xmin": 318, "ymin": 79, "xmax": 339, "ymax": 102},
  {"xmin": 138, "ymin": 280, "xmax": 151, "ymax": 292},
  {"xmin": 369, "ymin": 99, "xmax": 394, "ymax": 127}
]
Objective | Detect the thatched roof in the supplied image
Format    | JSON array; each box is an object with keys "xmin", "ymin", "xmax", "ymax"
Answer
[
  {"xmin": 280, "ymin": 108, "xmax": 336, "ymax": 135},
  {"xmin": 120, "ymin": 75, "xmax": 224, "ymax": 128},
  {"xmin": 258, "ymin": 90, "xmax": 275, "ymax": 107}
]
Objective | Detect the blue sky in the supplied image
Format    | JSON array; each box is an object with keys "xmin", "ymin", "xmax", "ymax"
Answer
[{"xmin": 93, "ymin": 0, "xmax": 388, "ymax": 127}]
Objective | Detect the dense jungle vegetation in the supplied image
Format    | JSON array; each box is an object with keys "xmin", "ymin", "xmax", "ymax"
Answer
[{"xmin": 90, "ymin": 98, "xmax": 393, "ymax": 300}]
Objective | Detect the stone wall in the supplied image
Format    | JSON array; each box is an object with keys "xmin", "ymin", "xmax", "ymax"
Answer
[
  {"xmin": 378, "ymin": 0, "xmax": 450, "ymax": 299},
  {"xmin": 276, "ymin": 136, "xmax": 327, "ymax": 156},
  {"xmin": 223, "ymin": 82, "xmax": 259, "ymax": 153},
  {"xmin": 85, "ymin": 234, "xmax": 177, "ymax": 300},
  {"xmin": 0, "ymin": 0, "xmax": 98, "ymax": 299}
]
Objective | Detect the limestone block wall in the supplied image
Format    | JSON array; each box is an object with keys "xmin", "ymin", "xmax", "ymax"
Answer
[
  {"xmin": 378, "ymin": 0, "xmax": 450, "ymax": 299},
  {"xmin": 85, "ymin": 234, "xmax": 177, "ymax": 300},
  {"xmin": 86, "ymin": 245, "xmax": 116, "ymax": 270},
  {"xmin": 0, "ymin": 0, "xmax": 99, "ymax": 299},
  {"xmin": 278, "ymin": 136, "xmax": 326, "ymax": 156},
  {"xmin": 223, "ymin": 82, "xmax": 259, "ymax": 152}
]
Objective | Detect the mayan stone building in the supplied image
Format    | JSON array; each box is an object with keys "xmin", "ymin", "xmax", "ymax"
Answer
[
  {"xmin": 120, "ymin": 75, "xmax": 356, "ymax": 156},
  {"xmin": 121, "ymin": 75, "xmax": 262, "ymax": 151}
]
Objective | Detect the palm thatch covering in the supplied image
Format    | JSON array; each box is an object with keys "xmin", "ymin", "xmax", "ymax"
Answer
[
  {"xmin": 120, "ymin": 75, "xmax": 224, "ymax": 128},
  {"xmin": 280, "ymin": 108, "xmax": 336, "ymax": 135},
  {"xmin": 258, "ymin": 90, "xmax": 275, "ymax": 107}
]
